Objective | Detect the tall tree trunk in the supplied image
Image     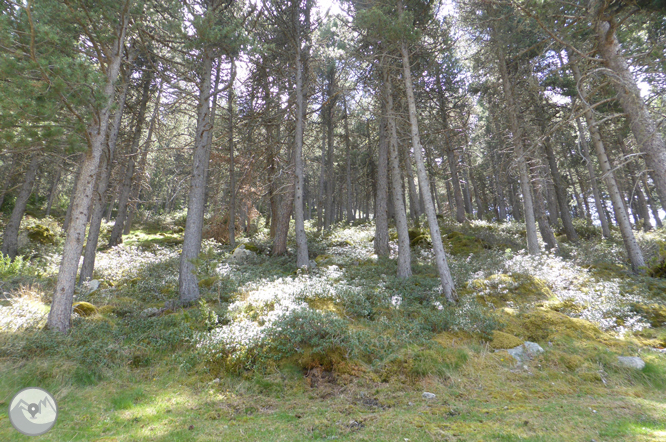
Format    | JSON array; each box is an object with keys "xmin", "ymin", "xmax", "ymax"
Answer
[
  {"xmin": 572, "ymin": 62, "xmax": 645, "ymax": 272},
  {"xmin": 595, "ymin": 18, "xmax": 666, "ymax": 208},
  {"xmin": 228, "ymin": 88, "xmax": 236, "ymax": 248},
  {"xmin": 532, "ymin": 173, "xmax": 558, "ymax": 251},
  {"xmin": 386, "ymin": 74, "xmax": 411, "ymax": 278},
  {"xmin": 575, "ymin": 116, "xmax": 611, "ymax": 237},
  {"xmin": 1, "ymin": 153, "xmax": 40, "ymax": 259},
  {"xmin": 495, "ymin": 36, "xmax": 540, "ymax": 254},
  {"xmin": 543, "ymin": 138, "xmax": 578, "ymax": 241},
  {"xmin": 108, "ymin": 66, "xmax": 153, "ymax": 247},
  {"xmin": 343, "ymin": 95, "xmax": 354, "ymax": 224},
  {"xmin": 617, "ymin": 135, "xmax": 652, "ymax": 231},
  {"xmin": 179, "ymin": 50, "xmax": 214, "ymax": 304},
  {"xmin": 63, "ymin": 156, "xmax": 83, "ymax": 232},
  {"xmin": 401, "ymin": 41, "xmax": 455, "ymax": 301},
  {"xmin": 293, "ymin": 28, "xmax": 310, "ymax": 269},
  {"xmin": 48, "ymin": 15, "xmax": 128, "ymax": 333},
  {"xmin": 79, "ymin": 67, "xmax": 133, "ymax": 284},
  {"xmin": 374, "ymin": 107, "xmax": 390, "ymax": 257},
  {"xmin": 324, "ymin": 68, "xmax": 335, "ymax": 231},
  {"xmin": 317, "ymin": 116, "xmax": 326, "ymax": 231},
  {"xmin": 641, "ymin": 174, "xmax": 663, "ymax": 228}
]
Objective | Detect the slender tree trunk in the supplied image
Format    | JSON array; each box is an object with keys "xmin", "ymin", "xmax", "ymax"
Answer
[
  {"xmin": 532, "ymin": 174, "xmax": 558, "ymax": 250},
  {"xmin": 495, "ymin": 37, "xmax": 540, "ymax": 254},
  {"xmin": 575, "ymin": 116, "xmax": 611, "ymax": 237},
  {"xmin": 374, "ymin": 108, "xmax": 390, "ymax": 257},
  {"xmin": 386, "ymin": 74, "xmax": 411, "ymax": 278},
  {"xmin": 272, "ymin": 183, "xmax": 294, "ymax": 257},
  {"xmin": 1, "ymin": 153, "xmax": 40, "ymax": 259},
  {"xmin": 48, "ymin": 16, "xmax": 128, "ymax": 333},
  {"xmin": 317, "ymin": 116, "xmax": 326, "ymax": 231},
  {"xmin": 401, "ymin": 42, "xmax": 455, "ymax": 301},
  {"xmin": 108, "ymin": 66, "xmax": 153, "ymax": 246},
  {"xmin": 596, "ymin": 18, "xmax": 666, "ymax": 208},
  {"xmin": 343, "ymin": 95, "xmax": 354, "ymax": 223},
  {"xmin": 572, "ymin": 61, "xmax": 645, "ymax": 272},
  {"xmin": 79, "ymin": 68, "xmax": 132, "ymax": 284},
  {"xmin": 293, "ymin": 29, "xmax": 309, "ymax": 268},
  {"xmin": 63, "ymin": 157, "xmax": 83, "ymax": 232},
  {"xmin": 324, "ymin": 69, "xmax": 335, "ymax": 231},
  {"xmin": 641, "ymin": 174, "xmax": 663, "ymax": 228},
  {"xmin": 228, "ymin": 88, "xmax": 236, "ymax": 248},
  {"xmin": 544, "ymin": 138, "xmax": 578, "ymax": 241},
  {"xmin": 179, "ymin": 50, "xmax": 214, "ymax": 304}
]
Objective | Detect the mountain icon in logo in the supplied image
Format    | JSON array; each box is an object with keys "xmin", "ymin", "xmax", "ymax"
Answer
[{"xmin": 9, "ymin": 387, "xmax": 58, "ymax": 436}]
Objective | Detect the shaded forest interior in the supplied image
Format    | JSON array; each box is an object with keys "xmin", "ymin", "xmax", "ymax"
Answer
[{"xmin": 2, "ymin": 0, "xmax": 666, "ymax": 441}]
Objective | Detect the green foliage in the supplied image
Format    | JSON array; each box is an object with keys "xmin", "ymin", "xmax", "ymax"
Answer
[{"xmin": 0, "ymin": 254, "xmax": 31, "ymax": 279}]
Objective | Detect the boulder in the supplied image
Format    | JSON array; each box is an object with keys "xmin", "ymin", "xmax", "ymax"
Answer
[
  {"xmin": 231, "ymin": 244, "xmax": 256, "ymax": 262},
  {"xmin": 73, "ymin": 301, "xmax": 98, "ymax": 317},
  {"xmin": 507, "ymin": 341, "xmax": 544, "ymax": 362},
  {"xmin": 422, "ymin": 392, "xmax": 436, "ymax": 400},
  {"xmin": 490, "ymin": 331, "xmax": 523, "ymax": 350},
  {"xmin": 617, "ymin": 356, "xmax": 645, "ymax": 370}
]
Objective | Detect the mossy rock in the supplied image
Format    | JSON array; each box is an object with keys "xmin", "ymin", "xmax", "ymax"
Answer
[
  {"xmin": 26, "ymin": 224, "xmax": 56, "ymax": 244},
  {"xmin": 97, "ymin": 305, "xmax": 116, "ymax": 315},
  {"xmin": 410, "ymin": 235, "xmax": 431, "ymax": 247},
  {"xmin": 471, "ymin": 273, "xmax": 554, "ymax": 307},
  {"xmin": 243, "ymin": 243, "xmax": 260, "ymax": 253},
  {"xmin": 171, "ymin": 226, "xmax": 184, "ymax": 234},
  {"xmin": 630, "ymin": 303, "xmax": 666, "ymax": 327},
  {"xmin": 73, "ymin": 301, "xmax": 98, "ymax": 317},
  {"xmin": 490, "ymin": 331, "xmax": 523, "ymax": 349},
  {"xmin": 505, "ymin": 308, "xmax": 602, "ymax": 342},
  {"xmin": 443, "ymin": 230, "xmax": 491, "ymax": 256}
]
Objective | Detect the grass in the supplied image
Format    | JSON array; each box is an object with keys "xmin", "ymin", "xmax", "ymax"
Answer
[{"xmin": 1, "ymin": 216, "xmax": 666, "ymax": 441}]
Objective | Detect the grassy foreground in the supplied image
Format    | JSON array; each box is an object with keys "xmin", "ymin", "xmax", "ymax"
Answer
[{"xmin": 1, "ymin": 216, "xmax": 666, "ymax": 441}]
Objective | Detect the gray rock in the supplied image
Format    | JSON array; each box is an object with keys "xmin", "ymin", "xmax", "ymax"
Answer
[
  {"xmin": 140, "ymin": 307, "xmax": 160, "ymax": 318},
  {"xmin": 507, "ymin": 341, "xmax": 544, "ymax": 362},
  {"xmin": 617, "ymin": 356, "xmax": 645, "ymax": 370},
  {"xmin": 422, "ymin": 392, "xmax": 436, "ymax": 400},
  {"xmin": 309, "ymin": 260, "xmax": 317, "ymax": 269},
  {"xmin": 231, "ymin": 245, "xmax": 256, "ymax": 262},
  {"xmin": 87, "ymin": 280, "xmax": 101, "ymax": 292}
]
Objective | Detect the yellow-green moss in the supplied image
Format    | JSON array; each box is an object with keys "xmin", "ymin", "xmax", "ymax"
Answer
[
  {"xmin": 26, "ymin": 224, "xmax": 56, "ymax": 244},
  {"xmin": 73, "ymin": 301, "xmax": 98, "ymax": 317},
  {"xmin": 630, "ymin": 303, "xmax": 666, "ymax": 327},
  {"xmin": 504, "ymin": 308, "xmax": 603, "ymax": 342},
  {"xmin": 443, "ymin": 230, "xmax": 490, "ymax": 256},
  {"xmin": 471, "ymin": 273, "xmax": 555, "ymax": 307},
  {"xmin": 490, "ymin": 331, "xmax": 523, "ymax": 349},
  {"xmin": 314, "ymin": 254, "xmax": 332, "ymax": 265},
  {"xmin": 198, "ymin": 276, "xmax": 219, "ymax": 288}
]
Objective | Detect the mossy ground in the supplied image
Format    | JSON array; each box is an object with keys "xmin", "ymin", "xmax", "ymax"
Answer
[{"xmin": 1, "ymin": 216, "xmax": 666, "ymax": 441}]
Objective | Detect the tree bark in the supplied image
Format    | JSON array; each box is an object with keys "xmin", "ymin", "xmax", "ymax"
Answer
[
  {"xmin": 374, "ymin": 107, "xmax": 390, "ymax": 257},
  {"xmin": 1, "ymin": 153, "xmax": 40, "ymax": 259},
  {"xmin": 495, "ymin": 36, "xmax": 540, "ymax": 254},
  {"xmin": 343, "ymin": 95, "xmax": 354, "ymax": 224},
  {"xmin": 78, "ymin": 66, "xmax": 132, "ymax": 284},
  {"xmin": 179, "ymin": 49, "xmax": 214, "ymax": 304},
  {"xmin": 595, "ymin": 19, "xmax": 666, "ymax": 209},
  {"xmin": 401, "ymin": 41, "xmax": 455, "ymax": 301},
  {"xmin": 575, "ymin": 116, "xmax": 611, "ymax": 237},
  {"xmin": 386, "ymin": 74, "xmax": 411, "ymax": 278},
  {"xmin": 48, "ymin": 14, "xmax": 128, "ymax": 333},
  {"xmin": 228, "ymin": 88, "xmax": 236, "ymax": 248},
  {"xmin": 293, "ymin": 24, "xmax": 310, "ymax": 269},
  {"xmin": 108, "ymin": 66, "xmax": 153, "ymax": 247},
  {"xmin": 543, "ymin": 138, "xmax": 578, "ymax": 241},
  {"xmin": 572, "ymin": 62, "xmax": 645, "ymax": 272}
]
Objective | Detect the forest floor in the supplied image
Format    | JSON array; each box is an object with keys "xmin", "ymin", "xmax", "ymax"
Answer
[{"xmin": 1, "ymin": 214, "xmax": 666, "ymax": 441}]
